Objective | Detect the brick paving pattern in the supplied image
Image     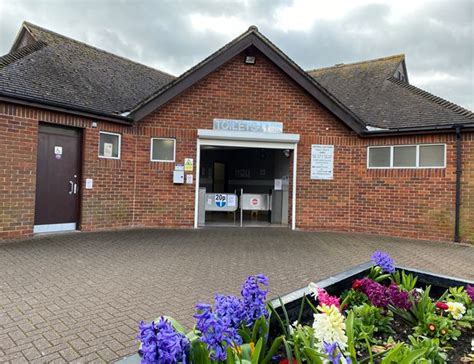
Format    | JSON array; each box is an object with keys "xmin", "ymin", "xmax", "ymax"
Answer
[{"xmin": 0, "ymin": 228, "xmax": 473, "ymax": 363}]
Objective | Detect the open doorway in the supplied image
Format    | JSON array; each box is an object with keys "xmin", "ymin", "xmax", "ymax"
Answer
[{"xmin": 197, "ymin": 146, "xmax": 290, "ymax": 227}]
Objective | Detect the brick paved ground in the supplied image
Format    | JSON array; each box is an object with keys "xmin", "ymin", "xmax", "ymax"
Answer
[{"xmin": 0, "ymin": 228, "xmax": 473, "ymax": 363}]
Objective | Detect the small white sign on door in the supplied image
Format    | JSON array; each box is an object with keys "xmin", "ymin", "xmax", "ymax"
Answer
[
  {"xmin": 103, "ymin": 143, "xmax": 113, "ymax": 157},
  {"xmin": 54, "ymin": 146, "xmax": 62, "ymax": 155}
]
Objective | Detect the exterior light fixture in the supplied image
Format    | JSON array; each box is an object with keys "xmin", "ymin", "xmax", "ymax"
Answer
[{"xmin": 245, "ymin": 55, "xmax": 256, "ymax": 64}]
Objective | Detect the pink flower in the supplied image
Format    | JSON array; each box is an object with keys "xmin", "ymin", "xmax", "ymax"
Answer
[{"xmin": 317, "ymin": 288, "xmax": 341, "ymax": 310}]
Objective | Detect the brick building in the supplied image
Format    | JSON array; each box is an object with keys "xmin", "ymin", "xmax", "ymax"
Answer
[{"xmin": 0, "ymin": 22, "xmax": 473, "ymax": 241}]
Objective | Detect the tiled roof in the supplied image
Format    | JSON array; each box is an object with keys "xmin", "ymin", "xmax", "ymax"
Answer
[
  {"xmin": 0, "ymin": 22, "xmax": 175, "ymax": 117},
  {"xmin": 1, "ymin": 22, "xmax": 472, "ymax": 132},
  {"xmin": 307, "ymin": 55, "xmax": 473, "ymax": 130}
]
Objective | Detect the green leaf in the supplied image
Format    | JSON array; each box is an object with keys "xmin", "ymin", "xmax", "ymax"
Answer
[
  {"xmin": 191, "ymin": 340, "xmax": 211, "ymax": 364},
  {"xmin": 238, "ymin": 327, "xmax": 253, "ymax": 344},
  {"xmin": 302, "ymin": 347, "xmax": 324, "ymax": 364},
  {"xmin": 268, "ymin": 302, "xmax": 288, "ymax": 338},
  {"xmin": 251, "ymin": 338, "xmax": 263, "ymax": 364},
  {"xmin": 296, "ymin": 297, "xmax": 306, "ymax": 325},
  {"xmin": 278, "ymin": 297, "xmax": 292, "ymax": 338},
  {"xmin": 262, "ymin": 336, "xmax": 283, "ymax": 364},
  {"xmin": 381, "ymin": 343, "xmax": 404, "ymax": 363},
  {"xmin": 375, "ymin": 274, "xmax": 391, "ymax": 282},
  {"xmin": 226, "ymin": 346, "xmax": 237, "ymax": 364},
  {"xmin": 399, "ymin": 348, "xmax": 428, "ymax": 364},
  {"xmin": 345, "ymin": 311, "xmax": 357, "ymax": 360},
  {"xmin": 282, "ymin": 337, "xmax": 293, "ymax": 364},
  {"xmin": 305, "ymin": 296, "xmax": 319, "ymax": 314}
]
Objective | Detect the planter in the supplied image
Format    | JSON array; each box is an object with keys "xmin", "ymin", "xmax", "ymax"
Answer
[
  {"xmin": 269, "ymin": 261, "xmax": 474, "ymax": 339},
  {"xmin": 115, "ymin": 262, "xmax": 473, "ymax": 363}
]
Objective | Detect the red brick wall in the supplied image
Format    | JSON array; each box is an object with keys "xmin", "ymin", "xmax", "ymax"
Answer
[
  {"xmin": 0, "ymin": 50, "xmax": 472, "ymax": 242},
  {"xmin": 0, "ymin": 106, "xmax": 38, "ymax": 238}
]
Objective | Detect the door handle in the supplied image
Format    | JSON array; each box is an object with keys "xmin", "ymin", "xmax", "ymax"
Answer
[
  {"xmin": 68, "ymin": 181, "xmax": 74, "ymax": 194},
  {"xmin": 73, "ymin": 183, "xmax": 78, "ymax": 194}
]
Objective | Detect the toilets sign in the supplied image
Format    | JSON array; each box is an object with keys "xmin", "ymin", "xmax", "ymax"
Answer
[{"xmin": 213, "ymin": 119, "xmax": 283, "ymax": 133}]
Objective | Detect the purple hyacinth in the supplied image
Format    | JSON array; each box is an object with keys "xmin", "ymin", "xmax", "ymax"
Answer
[
  {"xmin": 214, "ymin": 294, "xmax": 244, "ymax": 329},
  {"xmin": 194, "ymin": 302, "xmax": 242, "ymax": 361},
  {"xmin": 466, "ymin": 285, "xmax": 474, "ymax": 302},
  {"xmin": 360, "ymin": 278, "xmax": 389, "ymax": 307},
  {"xmin": 323, "ymin": 342, "xmax": 341, "ymax": 364},
  {"xmin": 371, "ymin": 251, "xmax": 395, "ymax": 274},
  {"xmin": 138, "ymin": 317, "xmax": 189, "ymax": 364},
  {"xmin": 241, "ymin": 274, "xmax": 269, "ymax": 326},
  {"xmin": 387, "ymin": 283, "xmax": 412, "ymax": 310}
]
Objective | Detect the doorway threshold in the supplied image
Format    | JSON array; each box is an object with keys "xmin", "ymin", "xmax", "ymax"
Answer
[
  {"xmin": 200, "ymin": 222, "xmax": 288, "ymax": 228},
  {"xmin": 33, "ymin": 223, "xmax": 77, "ymax": 234}
]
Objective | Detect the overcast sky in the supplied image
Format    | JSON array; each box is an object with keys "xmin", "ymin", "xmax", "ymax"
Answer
[{"xmin": 0, "ymin": 0, "xmax": 472, "ymax": 109}]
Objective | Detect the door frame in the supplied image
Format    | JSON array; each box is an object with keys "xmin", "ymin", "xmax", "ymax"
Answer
[
  {"xmin": 34, "ymin": 122, "xmax": 84, "ymax": 233},
  {"xmin": 194, "ymin": 132, "xmax": 299, "ymax": 230}
]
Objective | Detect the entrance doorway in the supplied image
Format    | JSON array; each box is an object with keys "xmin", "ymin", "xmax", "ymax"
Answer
[
  {"xmin": 34, "ymin": 124, "xmax": 82, "ymax": 233},
  {"xmin": 197, "ymin": 146, "xmax": 292, "ymax": 228}
]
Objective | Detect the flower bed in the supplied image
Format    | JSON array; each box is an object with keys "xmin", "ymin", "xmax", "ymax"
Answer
[{"xmin": 121, "ymin": 252, "xmax": 473, "ymax": 363}]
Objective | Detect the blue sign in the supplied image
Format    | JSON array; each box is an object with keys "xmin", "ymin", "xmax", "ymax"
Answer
[{"xmin": 215, "ymin": 194, "xmax": 227, "ymax": 208}]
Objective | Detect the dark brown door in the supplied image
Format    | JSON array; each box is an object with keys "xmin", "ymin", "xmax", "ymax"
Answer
[{"xmin": 34, "ymin": 124, "xmax": 82, "ymax": 228}]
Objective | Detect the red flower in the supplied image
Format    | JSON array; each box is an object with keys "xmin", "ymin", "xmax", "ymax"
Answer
[
  {"xmin": 352, "ymin": 279, "xmax": 363, "ymax": 290},
  {"xmin": 436, "ymin": 302, "xmax": 448, "ymax": 310},
  {"xmin": 279, "ymin": 359, "xmax": 298, "ymax": 364}
]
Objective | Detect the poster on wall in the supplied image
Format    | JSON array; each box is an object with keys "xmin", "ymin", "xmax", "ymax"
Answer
[
  {"xmin": 104, "ymin": 143, "xmax": 113, "ymax": 157},
  {"xmin": 184, "ymin": 158, "xmax": 194, "ymax": 171},
  {"xmin": 310, "ymin": 145, "xmax": 334, "ymax": 180}
]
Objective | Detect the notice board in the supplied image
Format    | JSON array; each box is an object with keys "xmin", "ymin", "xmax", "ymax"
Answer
[{"xmin": 310, "ymin": 145, "xmax": 334, "ymax": 180}]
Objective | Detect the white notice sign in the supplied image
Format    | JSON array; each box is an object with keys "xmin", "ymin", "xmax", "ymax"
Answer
[
  {"xmin": 103, "ymin": 142, "xmax": 113, "ymax": 157},
  {"xmin": 274, "ymin": 179, "xmax": 282, "ymax": 190},
  {"xmin": 311, "ymin": 145, "xmax": 334, "ymax": 180},
  {"xmin": 186, "ymin": 174, "xmax": 193, "ymax": 184},
  {"xmin": 85, "ymin": 178, "xmax": 93, "ymax": 189},
  {"xmin": 228, "ymin": 195, "xmax": 237, "ymax": 207}
]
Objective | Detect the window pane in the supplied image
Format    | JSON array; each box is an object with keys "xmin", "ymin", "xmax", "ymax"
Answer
[
  {"xmin": 419, "ymin": 145, "xmax": 445, "ymax": 167},
  {"xmin": 99, "ymin": 133, "xmax": 120, "ymax": 158},
  {"xmin": 152, "ymin": 139, "xmax": 175, "ymax": 161},
  {"xmin": 393, "ymin": 146, "xmax": 416, "ymax": 167},
  {"xmin": 368, "ymin": 147, "xmax": 390, "ymax": 167}
]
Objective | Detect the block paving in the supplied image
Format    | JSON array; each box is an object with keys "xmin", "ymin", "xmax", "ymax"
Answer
[{"xmin": 0, "ymin": 228, "xmax": 473, "ymax": 363}]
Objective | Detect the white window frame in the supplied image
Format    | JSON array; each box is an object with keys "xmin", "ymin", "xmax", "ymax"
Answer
[
  {"xmin": 98, "ymin": 131, "xmax": 121, "ymax": 160},
  {"xmin": 367, "ymin": 143, "xmax": 446, "ymax": 169},
  {"xmin": 150, "ymin": 137, "xmax": 176, "ymax": 162}
]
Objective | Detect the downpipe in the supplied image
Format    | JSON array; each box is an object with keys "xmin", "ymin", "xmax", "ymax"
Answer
[{"xmin": 454, "ymin": 126, "xmax": 462, "ymax": 242}]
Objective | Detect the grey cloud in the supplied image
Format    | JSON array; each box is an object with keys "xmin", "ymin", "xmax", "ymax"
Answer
[{"xmin": 0, "ymin": 0, "xmax": 472, "ymax": 109}]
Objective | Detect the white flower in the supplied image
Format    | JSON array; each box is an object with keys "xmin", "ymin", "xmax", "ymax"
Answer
[
  {"xmin": 308, "ymin": 282, "xmax": 319, "ymax": 299},
  {"xmin": 446, "ymin": 302, "xmax": 466, "ymax": 320},
  {"xmin": 289, "ymin": 320, "xmax": 300, "ymax": 335},
  {"xmin": 312, "ymin": 304, "xmax": 348, "ymax": 351}
]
